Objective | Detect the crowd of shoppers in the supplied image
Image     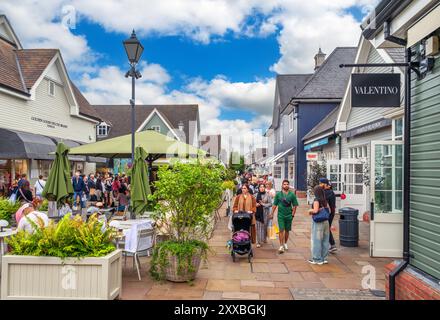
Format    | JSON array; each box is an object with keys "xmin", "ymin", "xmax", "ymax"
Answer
[{"xmin": 230, "ymin": 171, "xmax": 338, "ymax": 265}]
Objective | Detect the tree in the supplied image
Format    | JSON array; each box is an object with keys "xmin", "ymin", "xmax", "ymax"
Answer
[
  {"xmin": 306, "ymin": 160, "xmax": 327, "ymax": 193},
  {"xmin": 228, "ymin": 151, "xmax": 245, "ymax": 173}
]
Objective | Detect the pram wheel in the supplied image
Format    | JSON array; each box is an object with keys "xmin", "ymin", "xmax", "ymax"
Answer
[{"xmin": 231, "ymin": 251, "xmax": 236, "ymax": 262}]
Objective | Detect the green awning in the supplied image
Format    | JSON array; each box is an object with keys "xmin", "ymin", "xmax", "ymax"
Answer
[{"xmin": 67, "ymin": 130, "xmax": 206, "ymax": 158}]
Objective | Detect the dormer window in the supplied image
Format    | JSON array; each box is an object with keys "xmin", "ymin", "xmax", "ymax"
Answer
[
  {"xmin": 151, "ymin": 125, "xmax": 160, "ymax": 132},
  {"xmin": 97, "ymin": 122, "xmax": 110, "ymax": 137},
  {"xmin": 48, "ymin": 80, "xmax": 55, "ymax": 97}
]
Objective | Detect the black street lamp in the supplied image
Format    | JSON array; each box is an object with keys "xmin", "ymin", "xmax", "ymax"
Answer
[{"xmin": 123, "ymin": 30, "xmax": 144, "ymax": 165}]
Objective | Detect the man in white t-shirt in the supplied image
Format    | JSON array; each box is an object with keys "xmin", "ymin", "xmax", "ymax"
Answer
[{"xmin": 34, "ymin": 175, "xmax": 46, "ymax": 199}]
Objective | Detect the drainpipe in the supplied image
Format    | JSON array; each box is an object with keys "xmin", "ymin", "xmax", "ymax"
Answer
[{"xmin": 388, "ymin": 46, "xmax": 412, "ymax": 300}]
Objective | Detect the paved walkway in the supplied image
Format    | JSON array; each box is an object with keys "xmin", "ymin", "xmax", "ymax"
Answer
[{"xmin": 120, "ymin": 199, "xmax": 392, "ymax": 300}]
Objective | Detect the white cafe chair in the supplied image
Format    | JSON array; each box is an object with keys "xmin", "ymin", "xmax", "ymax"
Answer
[{"xmin": 122, "ymin": 227, "xmax": 156, "ymax": 281}]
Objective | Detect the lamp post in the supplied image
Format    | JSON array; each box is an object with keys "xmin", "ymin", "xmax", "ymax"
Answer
[{"xmin": 123, "ymin": 30, "xmax": 144, "ymax": 165}]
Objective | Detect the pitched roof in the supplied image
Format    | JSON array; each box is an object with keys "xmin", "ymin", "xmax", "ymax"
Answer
[
  {"xmin": 16, "ymin": 49, "xmax": 57, "ymax": 90},
  {"xmin": 271, "ymin": 74, "xmax": 312, "ymax": 128},
  {"xmin": 277, "ymin": 74, "xmax": 313, "ymax": 108},
  {"xmin": 0, "ymin": 39, "xmax": 26, "ymax": 93},
  {"xmin": 294, "ymin": 47, "xmax": 357, "ymax": 100},
  {"xmin": 70, "ymin": 82, "xmax": 102, "ymax": 121},
  {"xmin": 92, "ymin": 105, "xmax": 199, "ymax": 145},
  {"xmin": 303, "ymin": 106, "xmax": 339, "ymax": 142}
]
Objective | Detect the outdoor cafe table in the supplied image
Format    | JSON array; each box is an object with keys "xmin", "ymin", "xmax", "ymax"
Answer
[{"xmin": 113, "ymin": 219, "xmax": 155, "ymax": 253}]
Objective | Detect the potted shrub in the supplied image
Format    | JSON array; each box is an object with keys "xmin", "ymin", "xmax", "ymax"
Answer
[
  {"xmin": 0, "ymin": 198, "xmax": 20, "ymax": 225},
  {"xmin": 1, "ymin": 214, "xmax": 122, "ymax": 300},
  {"xmin": 149, "ymin": 160, "xmax": 224, "ymax": 282}
]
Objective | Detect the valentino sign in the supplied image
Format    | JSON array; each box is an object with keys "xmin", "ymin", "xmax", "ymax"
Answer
[{"xmin": 351, "ymin": 73, "xmax": 401, "ymax": 107}]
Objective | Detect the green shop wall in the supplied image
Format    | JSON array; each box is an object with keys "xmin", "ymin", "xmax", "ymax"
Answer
[
  {"xmin": 409, "ymin": 30, "xmax": 440, "ymax": 280},
  {"xmin": 140, "ymin": 113, "xmax": 172, "ymax": 136}
]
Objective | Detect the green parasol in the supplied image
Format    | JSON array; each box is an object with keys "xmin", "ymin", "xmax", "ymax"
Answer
[
  {"xmin": 42, "ymin": 142, "xmax": 74, "ymax": 204},
  {"xmin": 131, "ymin": 146, "xmax": 151, "ymax": 215}
]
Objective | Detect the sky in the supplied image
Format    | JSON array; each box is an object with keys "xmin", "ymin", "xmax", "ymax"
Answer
[{"xmin": 0, "ymin": 0, "xmax": 378, "ymax": 154}]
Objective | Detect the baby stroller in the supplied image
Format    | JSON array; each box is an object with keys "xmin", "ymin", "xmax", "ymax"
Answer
[{"xmin": 230, "ymin": 212, "xmax": 253, "ymax": 263}]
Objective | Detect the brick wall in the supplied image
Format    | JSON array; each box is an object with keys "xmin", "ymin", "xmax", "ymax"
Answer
[{"xmin": 385, "ymin": 261, "xmax": 440, "ymax": 300}]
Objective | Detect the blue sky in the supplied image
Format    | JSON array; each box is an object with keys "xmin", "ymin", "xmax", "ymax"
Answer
[{"xmin": 75, "ymin": 20, "xmax": 280, "ymax": 90}]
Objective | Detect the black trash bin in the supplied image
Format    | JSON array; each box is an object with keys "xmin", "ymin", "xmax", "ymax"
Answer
[{"xmin": 339, "ymin": 207, "xmax": 359, "ymax": 247}]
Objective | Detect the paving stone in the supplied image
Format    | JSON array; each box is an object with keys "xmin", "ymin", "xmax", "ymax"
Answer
[
  {"xmin": 289, "ymin": 288, "xmax": 385, "ymax": 300},
  {"xmin": 206, "ymin": 279, "xmax": 241, "ymax": 292},
  {"xmin": 119, "ymin": 202, "xmax": 392, "ymax": 300},
  {"xmin": 222, "ymin": 291, "xmax": 260, "ymax": 300},
  {"xmin": 203, "ymin": 291, "xmax": 224, "ymax": 300},
  {"xmin": 241, "ymin": 280, "xmax": 275, "ymax": 288},
  {"xmin": 268, "ymin": 263, "xmax": 289, "ymax": 273}
]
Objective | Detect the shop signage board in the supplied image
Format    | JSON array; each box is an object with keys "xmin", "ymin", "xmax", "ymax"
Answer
[
  {"xmin": 304, "ymin": 137, "xmax": 329, "ymax": 151},
  {"xmin": 306, "ymin": 152, "xmax": 319, "ymax": 161},
  {"xmin": 351, "ymin": 73, "xmax": 401, "ymax": 107}
]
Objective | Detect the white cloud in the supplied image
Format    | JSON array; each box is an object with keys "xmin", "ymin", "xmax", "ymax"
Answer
[
  {"xmin": 0, "ymin": 0, "xmax": 95, "ymax": 72},
  {"xmin": 78, "ymin": 64, "xmax": 273, "ymax": 154},
  {"xmin": 1, "ymin": 0, "xmax": 379, "ymax": 155}
]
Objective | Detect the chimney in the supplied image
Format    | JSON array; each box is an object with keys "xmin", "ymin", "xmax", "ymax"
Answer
[
  {"xmin": 314, "ymin": 47, "xmax": 326, "ymax": 70},
  {"xmin": 178, "ymin": 120, "xmax": 184, "ymax": 131}
]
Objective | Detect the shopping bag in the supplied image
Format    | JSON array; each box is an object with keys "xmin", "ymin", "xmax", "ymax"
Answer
[{"xmin": 8, "ymin": 191, "xmax": 17, "ymax": 203}]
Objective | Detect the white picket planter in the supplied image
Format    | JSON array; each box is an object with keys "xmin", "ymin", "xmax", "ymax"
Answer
[{"xmin": 1, "ymin": 249, "xmax": 122, "ymax": 300}]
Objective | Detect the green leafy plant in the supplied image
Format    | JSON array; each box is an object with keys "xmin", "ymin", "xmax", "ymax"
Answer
[
  {"xmin": 306, "ymin": 159, "xmax": 327, "ymax": 195},
  {"xmin": 39, "ymin": 199, "xmax": 49, "ymax": 212},
  {"xmin": 6, "ymin": 213, "xmax": 117, "ymax": 258},
  {"xmin": 221, "ymin": 180, "xmax": 235, "ymax": 191},
  {"xmin": 149, "ymin": 159, "xmax": 224, "ymax": 281},
  {"xmin": 0, "ymin": 198, "xmax": 20, "ymax": 224}
]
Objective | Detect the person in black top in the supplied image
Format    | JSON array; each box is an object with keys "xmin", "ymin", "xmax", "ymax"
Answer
[
  {"xmin": 319, "ymin": 178, "xmax": 337, "ymax": 253},
  {"xmin": 17, "ymin": 180, "xmax": 33, "ymax": 204}
]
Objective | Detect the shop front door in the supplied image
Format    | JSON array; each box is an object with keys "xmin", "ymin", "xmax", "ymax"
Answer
[
  {"xmin": 327, "ymin": 159, "xmax": 367, "ymax": 217},
  {"xmin": 370, "ymin": 141, "xmax": 403, "ymax": 258}
]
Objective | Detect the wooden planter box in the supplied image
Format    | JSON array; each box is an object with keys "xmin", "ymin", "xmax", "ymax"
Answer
[{"xmin": 1, "ymin": 249, "xmax": 122, "ymax": 300}]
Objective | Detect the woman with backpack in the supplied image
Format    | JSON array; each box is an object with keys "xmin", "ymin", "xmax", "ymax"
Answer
[{"xmin": 308, "ymin": 185, "xmax": 330, "ymax": 265}]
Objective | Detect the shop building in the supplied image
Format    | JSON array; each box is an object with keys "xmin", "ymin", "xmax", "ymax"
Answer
[
  {"xmin": 263, "ymin": 47, "xmax": 356, "ymax": 191},
  {"xmin": 0, "ymin": 15, "xmax": 102, "ymax": 195},
  {"xmin": 331, "ymin": 35, "xmax": 406, "ymax": 260},
  {"xmin": 91, "ymin": 104, "xmax": 200, "ymax": 174},
  {"xmin": 360, "ymin": 0, "xmax": 440, "ymax": 299}
]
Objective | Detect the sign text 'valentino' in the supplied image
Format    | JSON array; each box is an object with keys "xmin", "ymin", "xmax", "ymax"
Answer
[{"xmin": 351, "ymin": 73, "xmax": 401, "ymax": 108}]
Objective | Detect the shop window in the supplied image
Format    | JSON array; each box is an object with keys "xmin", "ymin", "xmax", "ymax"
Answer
[
  {"xmin": 38, "ymin": 160, "xmax": 52, "ymax": 179},
  {"xmin": 14, "ymin": 160, "xmax": 28, "ymax": 180},
  {"xmin": 288, "ymin": 112, "xmax": 294, "ymax": 132},
  {"xmin": 348, "ymin": 146, "xmax": 368, "ymax": 159},
  {"xmin": 273, "ymin": 165, "xmax": 282, "ymax": 179},
  {"xmin": 48, "ymin": 80, "xmax": 55, "ymax": 97},
  {"xmin": 288, "ymin": 161, "xmax": 294, "ymax": 179},
  {"xmin": 0, "ymin": 160, "xmax": 12, "ymax": 197},
  {"xmin": 280, "ymin": 121, "xmax": 284, "ymax": 144},
  {"xmin": 393, "ymin": 118, "xmax": 403, "ymax": 141}
]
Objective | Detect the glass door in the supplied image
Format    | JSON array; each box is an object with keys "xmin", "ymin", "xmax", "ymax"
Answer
[{"xmin": 370, "ymin": 141, "xmax": 404, "ymax": 257}]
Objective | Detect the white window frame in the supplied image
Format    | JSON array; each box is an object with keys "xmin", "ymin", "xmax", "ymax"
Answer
[
  {"xmin": 151, "ymin": 125, "xmax": 161, "ymax": 132},
  {"xmin": 348, "ymin": 145, "xmax": 368, "ymax": 159},
  {"xmin": 392, "ymin": 117, "xmax": 404, "ymax": 141},
  {"xmin": 280, "ymin": 121, "xmax": 284, "ymax": 144},
  {"xmin": 288, "ymin": 112, "xmax": 294, "ymax": 132},
  {"xmin": 273, "ymin": 165, "xmax": 282, "ymax": 179},
  {"xmin": 48, "ymin": 80, "xmax": 55, "ymax": 97},
  {"xmin": 97, "ymin": 123, "xmax": 109, "ymax": 137}
]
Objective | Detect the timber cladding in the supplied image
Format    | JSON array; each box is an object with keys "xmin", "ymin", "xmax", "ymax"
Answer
[{"xmin": 409, "ymin": 47, "xmax": 440, "ymax": 280}]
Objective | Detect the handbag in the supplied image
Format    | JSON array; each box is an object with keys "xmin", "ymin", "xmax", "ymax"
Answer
[{"xmin": 313, "ymin": 207, "xmax": 330, "ymax": 223}]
